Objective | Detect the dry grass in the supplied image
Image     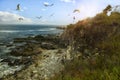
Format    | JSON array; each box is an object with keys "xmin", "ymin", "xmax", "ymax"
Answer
[{"xmin": 52, "ymin": 12, "xmax": 120, "ymax": 80}]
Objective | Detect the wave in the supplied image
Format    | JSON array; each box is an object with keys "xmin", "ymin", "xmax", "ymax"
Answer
[
  {"xmin": 0, "ymin": 28, "xmax": 56, "ymax": 33},
  {"xmin": 0, "ymin": 30, "xmax": 20, "ymax": 33},
  {"xmin": 37, "ymin": 28, "xmax": 56, "ymax": 31}
]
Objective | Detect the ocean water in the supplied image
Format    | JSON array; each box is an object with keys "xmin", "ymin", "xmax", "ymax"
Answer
[
  {"xmin": 0, "ymin": 25, "xmax": 62, "ymax": 43},
  {"xmin": 0, "ymin": 25, "xmax": 63, "ymax": 78},
  {"xmin": 0, "ymin": 24, "xmax": 63, "ymax": 56}
]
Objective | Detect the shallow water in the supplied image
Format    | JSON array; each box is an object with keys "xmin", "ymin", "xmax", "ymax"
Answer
[
  {"xmin": 0, "ymin": 62, "xmax": 24, "ymax": 78},
  {"xmin": 0, "ymin": 25, "xmax": 63, "ymax": 55},
  {"xmin": 0, "ymin": 24, "xmax": 63, "ymax": 78},
  {"xmin": 0, "ymin": 25, "xmax": 62, "ymax": 44}
]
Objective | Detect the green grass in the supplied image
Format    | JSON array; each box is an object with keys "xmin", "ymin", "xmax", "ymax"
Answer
[{"xmin": 51, "ymin": 9, "xmax": 120, "ymax": 80}]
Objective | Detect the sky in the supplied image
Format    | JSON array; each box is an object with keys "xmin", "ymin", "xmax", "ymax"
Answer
[{"xmin": 0, "ymin": 0, "xmax": 120, "ymax": 25}]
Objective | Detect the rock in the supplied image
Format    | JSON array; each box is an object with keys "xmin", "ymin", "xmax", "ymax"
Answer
[
  {"xmin": 0, "ymin": 34, "xmax": 68, "ymax": 80},
  {"xmin": 56, "ymin": 26, "xmax": 66, "ymax": 30},
  {"xmin": 6, "ymin": 44, "xmax": 13, "ymax": 47},
  {"xmin": 40, "ymin": 42, "xmax": 57, "ymax": 50},
  {"xmin": 10, "ymin": 43, "xmax": 42, "ymax": 56},
  {"xmin": 1, "ymin": 57, "xmax": 32, "ymax": 66},
  {"xmin": 1, "ymin": 58, "xmax": 13, "ymax": 65},
  {"xmin": 34, "ymin": 35, "xmax": 45, "ymax": 41},
  {"xmin": 15, "ymin": 57, "xmax": 33, "ymax": 65},
  {"xmin": 14, "ymin": 38, "xmax": 29, "ymax": 43},
  {"xmin": 65, "ymin": 46, "xmax": 73, "ymax": 60}
]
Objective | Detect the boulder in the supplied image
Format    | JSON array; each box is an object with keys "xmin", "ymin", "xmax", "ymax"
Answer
[
  {"xmin": 40, "ymin": 42, "xmax": 57, "ymax": 50},
  {"xmin": 1, "ymin": 57, "xmax": 32, "ymax": 66},
  {"xmin": 10, "ymin": 43, "xmax": 42, "ymax": 56},
  {"xmin": 34, "ymin": 35, "xmax": 45, "ymax": 41}
]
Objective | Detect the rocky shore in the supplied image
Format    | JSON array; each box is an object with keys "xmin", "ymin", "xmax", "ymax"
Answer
[{"xmin": 0, "ymin": 34, "xmax": 72, "ymax": 80}]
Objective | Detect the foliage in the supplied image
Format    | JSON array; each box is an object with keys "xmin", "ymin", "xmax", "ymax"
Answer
[{"xmin": 52, "ymin": 9, "xmax": 120, "ymax": 80}]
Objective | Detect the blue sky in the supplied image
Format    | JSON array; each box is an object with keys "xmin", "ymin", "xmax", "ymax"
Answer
[{"xmin": 0, "ymin": 0, "xmax": 120, "ymax": 25}]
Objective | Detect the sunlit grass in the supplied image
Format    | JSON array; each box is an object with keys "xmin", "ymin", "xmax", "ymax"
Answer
[{"xmin": 52, "ymin": 11, "xmax": 120, "ymax": 80}]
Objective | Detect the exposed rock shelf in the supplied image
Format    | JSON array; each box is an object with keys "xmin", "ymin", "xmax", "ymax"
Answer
[{"xmin": 2, "ymin": 35, "xmax": 68, "ymax": 80}]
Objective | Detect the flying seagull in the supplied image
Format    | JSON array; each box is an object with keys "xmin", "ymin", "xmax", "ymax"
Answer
[
  {"xmin": 44, "ymin": 2, "xmax": 54, "ymax": 7},
  {"xmin": 36, "ymin": 16, "xmax": 42, "ymax": 19},
  {"xmin": 73, "ymin": 9, "xmax": 80, "ymax": 13},
  {"xmin": 73, "ymin": 16, "xmax": 76, "ymax": 23},
  {"xmin": 73, "ymin": 16, "xmax": 75, "ymax": 20},
  {"xmin": 16, "ymin": 4, "xmax": 20, "ymax": 11},
  {"xmin": 50, "ymin": 13, "xmax": 54, "ymax": 17},
  {"xmin": 18, "ymin": 18, "xmax": 23, "ymax": 21}
]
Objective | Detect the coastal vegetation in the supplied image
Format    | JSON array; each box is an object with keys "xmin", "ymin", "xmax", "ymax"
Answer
[
  {"xmin": 51, "ymin": 8, "xmax": 120, "ymax": 80},
  {"xmin": 1, "ymin": 5, "xmax": 120, "ymax": 80}
]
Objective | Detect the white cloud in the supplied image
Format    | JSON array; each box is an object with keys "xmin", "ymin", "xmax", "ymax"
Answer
[
  {"xmin": 60, "ymin": 0, "xmax": 75, "ymax": 3},
  {"xmin": 0, "ymin": 11, "xmax": 32, "ymax": 24}
]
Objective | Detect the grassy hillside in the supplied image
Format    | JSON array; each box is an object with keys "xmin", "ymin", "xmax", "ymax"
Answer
[{"xmin": 51, "ymin": 11, "xmax": 120, "ymax": 80}]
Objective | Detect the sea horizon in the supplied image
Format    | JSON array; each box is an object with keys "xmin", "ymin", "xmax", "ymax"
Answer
[{"xmin": 0, "ymin": 24, "xmax": 66, "ymax": 27}]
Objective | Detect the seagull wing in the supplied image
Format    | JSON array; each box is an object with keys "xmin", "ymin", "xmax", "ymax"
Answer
[
  {"xmin": 73, "ymin": 16, "xmax": 75, "ymax": 20},
  {"xmin": 50, "ymin": 13, "xmax": 54, "ymax": 17},
  {"xmin": 73, "ymin": 9, "xmax": 80, "ymax": 13},
  {"xmin": 36, "ymin": 16, "xmax": 42, "ymax": 19},
  {"xmin": 19, "ymin": 18, "xmax": 23, "ymax": 20},
  {"xmin": 44, "ymin": 2, "xmax": 49, "ymax": 7},
  {"xmin": 16, "ymin": 4, "xmax": 20, "ymax": 10},
  {"xmin": 50, "ymin": 4, "xmax": 54, "ymax": 6},
  {"xmin": 44, "ymin": 2, "xmax": 54, "ymax": 7}
]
